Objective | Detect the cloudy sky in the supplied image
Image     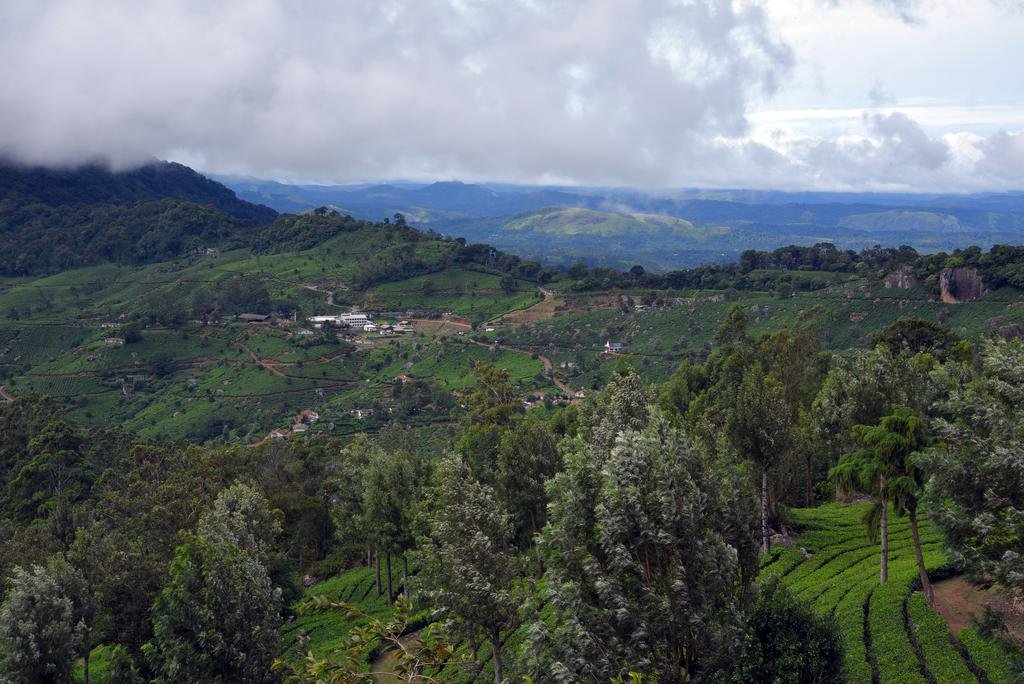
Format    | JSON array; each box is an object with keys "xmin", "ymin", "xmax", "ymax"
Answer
[{"xmin": 1, "ymin": 0, "xmax": 1022, "ymax": 191}]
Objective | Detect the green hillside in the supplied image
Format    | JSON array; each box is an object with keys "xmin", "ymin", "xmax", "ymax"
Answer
[
  {"xmin": 503, "ymin": 206, "xmax": 727, "ymax": 239},
  {"xmin": 0, "ymin": 218, "xmax": 553, "ymax": 441},
  {"xmin": 2, "ymin": 231, "xmax": 1024, "ymax": 441},
  {"xmin": 838, "ymin": 210, "xmax": 964, "ymax": 232}
]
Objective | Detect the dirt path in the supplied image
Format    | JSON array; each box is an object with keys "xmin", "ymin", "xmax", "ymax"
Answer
[
  {"xmin": 369, "ymin": 630, "xmax": 422, "ymax": 683},
  {"xmin": 466, "ymin": 339, "xmax": 576, "ymax": 396},
  {"xmin": 300, "ymin": 283, "xmax": 342, "ymax": 308},
  {"xmin": 0, "ymin": 386, "xmax": 14, "ymax": 402},
  {"xmin": 933, "ymin": 576, "xmax": 1024, "ymax": 640},
  {"xmin": 237, "ymin": 342, "xmax": 287, "ymax": 378},
  {"xmin": 538, "ymin": 353, "xmax": 575, "ymax": 395},
  {"xmin": 406, "ymin": 317, "xmax": 472, "ymax": 334}
]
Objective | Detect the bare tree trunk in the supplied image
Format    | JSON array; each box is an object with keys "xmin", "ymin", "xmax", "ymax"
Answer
[
  {"xmin": 761, "ymin": 470, "xmax": 771, "ymax": 554},
  {"xmin": 492, "ymin": 626, "xmax": 503, "ymax": 684},
  {"xmin": 468, "ymin": 634, "xmax": 479, "ymax": 667},
  {"xmin": 366, "ymin": 544, "xmax": 372, "ymax": 568},
  {"xmin": 83, "ymin": 648, "xmax": 90, "ymax": 684},
  {"xmin": 805, "ymin": 453, "xmax": 813, "ymax": 507},
  {"xmin": 909, "ymin": 509, "xmax": 933, "ymax": 606},
  {"xmin": 385, "ymin": 552, "xmax": 394, "ymax": 604},
  {"xmin": 880, "ymin": 480, "xmax": 889, "ymax": 584},
  {"xmin": 375, "ymin": 551, "xmax": 382, "ymax": 595},
  {"xmin": 402, "ymin": 554, "xmax": 410, "ymax": 601},
  {"xmin": 529, "ymin": 510, "xmax": 543, "ymax": 577}
]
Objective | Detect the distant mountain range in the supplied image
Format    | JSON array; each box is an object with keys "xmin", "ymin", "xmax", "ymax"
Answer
[
  {"xmin": 218, "ymin": 176, "xmax": 1024, "ymax": 271},
  {"xmin": 4, "ymin": 160, "xmax": 1023, "ymax": 276}
]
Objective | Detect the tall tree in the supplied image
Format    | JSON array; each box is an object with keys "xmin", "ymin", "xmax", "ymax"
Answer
[
  {"xmin": 922, "ymin": 339, "xmax": 1024, "ymax": 600},
  {"xmin": 329, "ymin": 435, "xmax": 377, "ymax": 567},
  {"xmin": 524, "ymin": 407, "xmax": 758, "ymax": 682},
  {"xmin": 830, "ymin": 407, "xmax": 929, "ymax": 593},
  {"xmin": 66, "ymin": 525, "xmax": 125, "ymax": 684},
  {"xmin": 812, "ymin": 345, "xmax": 931, "ymax": 469},
  {"xmin": 714, "ymin": 302, "xmax": 748, "ymax": 349},
  {"xmin": 362, "ymin": 447, "xmax": 430, "ymax": 604},
  {"xmin": 0, "ymin": 559, "xmax": 82, "ymax": 682},
  {"xmin": 197, "ymin": 481, "xmax": 282, "ymax": 563},
  {"xmin": 416, "ymin": 454, "xmax": 520, "ymax": 684},
  {"xmin": 147, "ymin": 534, "xmax": 282, "ymax": 683},
  {"xmin": 495, "ymin": 414, "xmax": 561, "ymax": 575},
  {"xmin": 579, "ymin": 366, "xmax": 655, "ymax": 451},
  {"xmin": 148, "ymin": 481, "xmax": 283, "ymax": 681},
  {"xmin": 728, "ymin": 365, "xmax": 791, "ymax": 553}
]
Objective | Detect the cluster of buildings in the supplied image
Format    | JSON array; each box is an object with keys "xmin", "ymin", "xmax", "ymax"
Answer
[
  {"xmin": 232, "ymin": 310, "xmax": 414, "ymax": 336},
  {"xmin": 307, "ymin": 312, "xmax": 414, "ymax": 336},
  {"xmin": 308, "ymin": 312, "xmax": 375, "ymax": 331}
]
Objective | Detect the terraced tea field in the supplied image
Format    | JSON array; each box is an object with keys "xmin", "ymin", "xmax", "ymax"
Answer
[{"xmin": 762, "ymin": 504, "xmax": 1018, "ymax": 683}]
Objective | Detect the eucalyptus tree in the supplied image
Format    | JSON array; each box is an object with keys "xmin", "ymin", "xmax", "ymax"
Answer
[
  {"xmin": 728, "ymin": 365, "xmax": 791, "ymax": 553},
  {"xmin": 330, "ymin": 435, "xmax": 377, "ymax": 569},
  {"xmin": 362, "ymin": 446, "xmax": 430, "ymax": 604},
  {"xmin": 148, "ymin": 483, "xmax": 283, "ymax": 682},
  {"xmin": 148, "ymin": 534, "xmax": 282, "ymax": 683},
  {"xmin": 0, "ymin": 558, "xmax": 82, "ymax": 682},
  {"xmin": 416, "ymin": 453, "xmax": 520, "ymax": 684},
  {"xmin": 197, "ymin": 481, "xmax": 282, "ymax": 562},
  {"xmin": 523, "ymin": 401, "xmax": 758, "ymax": 682},
  {"xmin": 495, "ymin": 414, "xmax": 561, "ymax": 575},
  {"xmin": 812, "ymin": 344, "xmax": 932, "ymax": 468},
  {"xmin": 923, "ymin": 339, "xmax": 1024, "ymax": 599}
]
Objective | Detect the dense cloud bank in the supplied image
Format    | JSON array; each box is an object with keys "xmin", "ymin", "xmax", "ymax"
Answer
[{"xmin": 0, "ymin": 0, "xmax": 1021, "ymax": 191}]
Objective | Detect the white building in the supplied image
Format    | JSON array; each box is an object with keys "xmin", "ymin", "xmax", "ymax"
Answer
[
  {"xmin": 344, "ymin": 313, "xmax": 372, "ymax": 327},
  {"xmin": 308, "ymin": 312, "xmax": 373, "ymax": 328}
]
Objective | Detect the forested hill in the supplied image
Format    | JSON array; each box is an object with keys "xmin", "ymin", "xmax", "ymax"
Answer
[
  {"xmin": 0, "ymin": 161, "xmax": 282, "ymax": 275},
  {"xmin": 0, "ymin": 160, "xmax": 277, "ymax": 224}
]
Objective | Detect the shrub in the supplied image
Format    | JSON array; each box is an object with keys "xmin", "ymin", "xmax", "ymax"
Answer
[{"xmin": 731, "ymin": 579, "xmax": 844, "ymax": 683}]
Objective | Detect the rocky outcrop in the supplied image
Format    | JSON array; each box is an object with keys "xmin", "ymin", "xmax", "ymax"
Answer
[
  {"xmin": 940, "ymin": 267, "xmax": 987, "ymax": 304},
  {"xmin": 884, "ymin": 267, "xmax": 918, "ymax": 289}
]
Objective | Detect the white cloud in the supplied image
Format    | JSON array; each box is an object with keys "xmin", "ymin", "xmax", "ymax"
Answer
[
  {"xmin": 0, "ymin": 0, "xmax": 1020, "ymax": 191},
  {"xmin": 0, "ymin": 0, "xmax": 791, "ymax": 186}
]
